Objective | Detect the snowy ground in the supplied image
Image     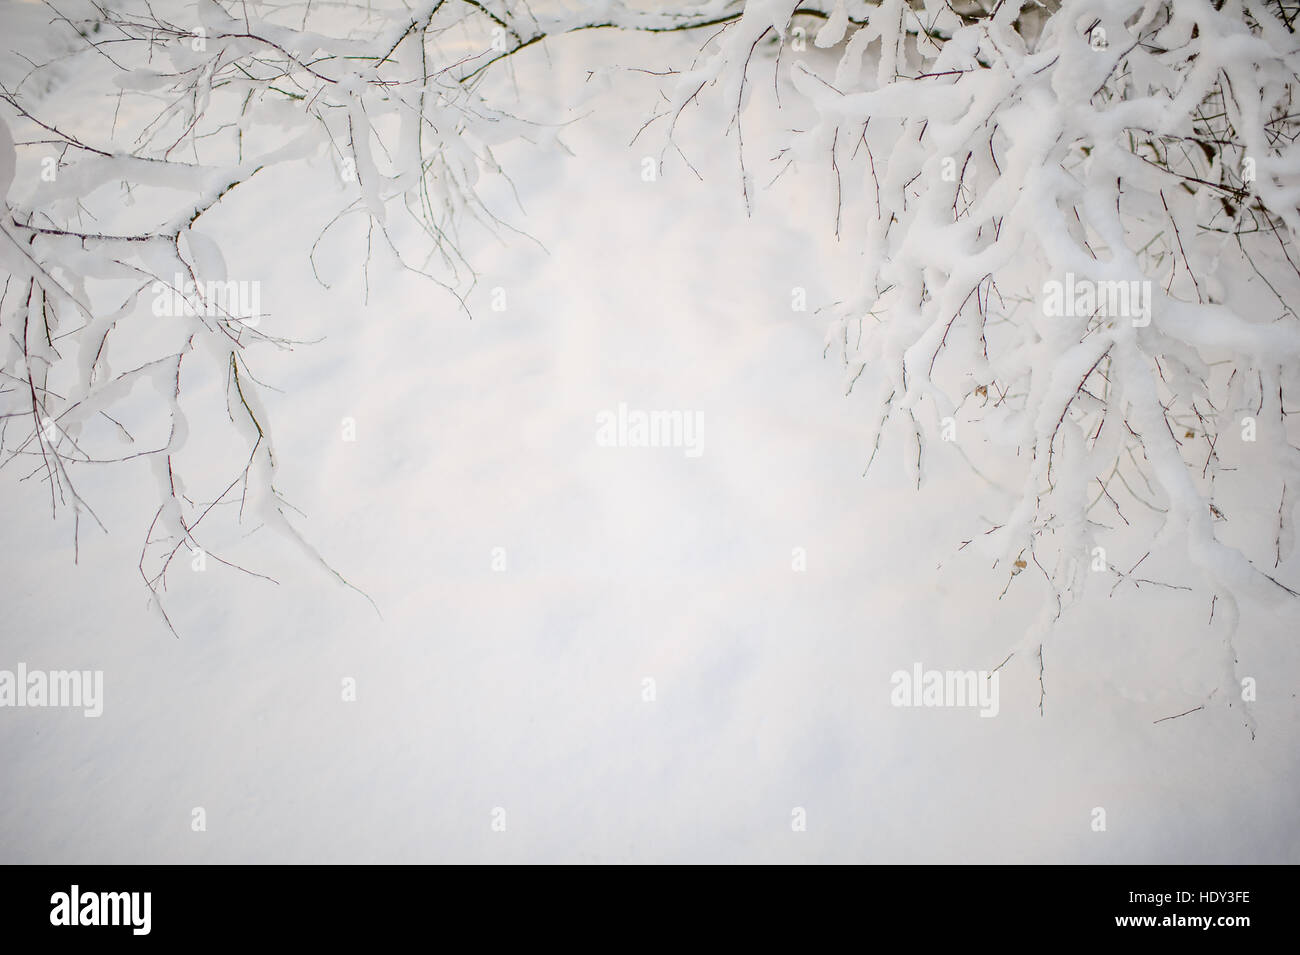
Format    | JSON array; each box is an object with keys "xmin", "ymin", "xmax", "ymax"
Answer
[{"xmin": 1, "ymin": 2, "xmax": 1297, "ymax": 863}]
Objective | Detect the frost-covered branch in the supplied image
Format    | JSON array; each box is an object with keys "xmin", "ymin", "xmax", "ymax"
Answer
[{"xmin": 671, "ymin": 0, "xmax": 1300, "ymax": 729}]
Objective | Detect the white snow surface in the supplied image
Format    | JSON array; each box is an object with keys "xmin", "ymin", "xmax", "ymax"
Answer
[{"xmin": 0, "ymin": 1, "xmax": 1296, "ymax": 863}]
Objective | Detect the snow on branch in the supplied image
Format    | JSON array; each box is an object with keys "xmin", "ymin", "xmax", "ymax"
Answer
[
  {"xmin": 2, "ymin": 0, "xmax": 1298, "ymax": 689},
  {"xmin": 0, "ymin": 0, "xmax": 556, "ymax": 632},
  {"xmin": 665, "ymin": 0, "xmax": 1298, "ymax": 729}
]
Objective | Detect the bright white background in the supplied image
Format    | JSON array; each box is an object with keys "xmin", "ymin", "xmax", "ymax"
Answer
[{"xmin": 0, "ymin": 1, "xmax": 1295, "ymax": 863}]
